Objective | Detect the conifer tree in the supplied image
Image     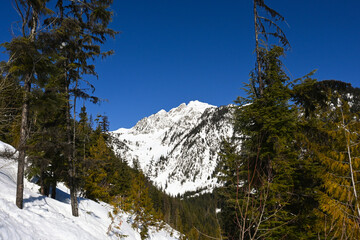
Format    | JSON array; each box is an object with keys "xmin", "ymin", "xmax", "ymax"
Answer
[
  {"xmin": 41, "ymin": 0, "xmax": 117, "ymax": 216},
  {"xmin": 81, "ymin": 117, "xmax": 132, "ymax": 203},
  {"xmin": 2, "ymin": 0, "xmax": 51, "ymax": 209},
  {"xmin": 295, "ymin": 80, "xmax": 360, "ymax": 238},
  {"xmin": 219, "ymin": 46, "xmax": 301, "ymax": 239},
  {"xmin": 77, "ymin": 104, "xmax": 92, "ymax": 160},
  {"xmin": 125, "ymin": 173, "xmax": 159, "ymax": 239},
  {"xmin": 83, "ymin": 134, "xmax": 112, "ymax": 201},
  {"xmin": 27, "ymin": 84, "xmax": 67, "ymax": 197}
]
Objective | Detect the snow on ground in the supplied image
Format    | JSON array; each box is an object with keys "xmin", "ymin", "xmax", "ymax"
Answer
[{"xmin": 0, "ymin": 141, "xmax": 179, "ymax": 240}]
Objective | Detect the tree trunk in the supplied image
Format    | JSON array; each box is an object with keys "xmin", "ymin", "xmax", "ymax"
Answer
[
  {"xmin": 15, "ymin": 3, "xmax": 38, "ymax": 209},
  {"xmin": 72, "ymin": 77, "xmax": 78, "ymax": 184},
  {"xmin": 16, "ymin": 78, "xmax": 31, "ymax": 209},
  {"xmin": 40, "ymin": 170, "xmax": 46, "ymax": 196},
  {"xmin": 65, "ymin": 74, "xmax": 79, "ymax": 217},
  {"xmin": 341, "ymin": 108, "xmax": 360, "ymax": 220},
  {"xmin": 51, "ymin": 180, "xmax": 57, "ymax": 199},
  {"xmin": 71, "ymin": 78, "xmax": 79, "ymax": 216},
  {"xmin": 40, "ymin": 170, "xmax": 50, "ymax": 196},
  {"xmin": 254, "ymin": 0, "xmax": 263, "ymax": 96},
  {"xmin": 67, "ymin": 100, "xmax": 79, "ymax": 217}
]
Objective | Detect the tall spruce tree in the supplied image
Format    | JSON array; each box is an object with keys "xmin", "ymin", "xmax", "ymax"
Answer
[
  {"xmin": 82, "ymin": 134, "xmax": 113, "ymax": 201},
  {"xmin": 217, "ymin": 1, "xmax": 301, "ymax": 238},
  {"xmin": 219, "ymin": 46, "xmax": 302, "ymax": 239},
  {"xmin": 41, "ymin": 0, "xmax": 117, "ymax": 216},
  {"xmin": 77, "ymin": 104, "xmax": 92, "ymax": 161},
  {"xmin": 2, "ymin": 0, "xmax": 51, "ymax": 209}
]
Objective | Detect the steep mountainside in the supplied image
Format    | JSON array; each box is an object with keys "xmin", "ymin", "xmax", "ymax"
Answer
[{"xmin": 111, "ymin": 101, "xmax": 234, "ymax": 196}]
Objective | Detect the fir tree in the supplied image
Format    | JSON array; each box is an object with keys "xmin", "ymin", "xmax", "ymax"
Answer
[
  {"xmin": 41, "ymin": 0, "xmax": 117, "ymax": 216},
  {"xmin": 2, "ymin": 0, "xmax": 51, "ymax": 209},
  {"xmin": 83, "ymin": 134, "xmax": 112, "ymax": 202},
  {"xmin": 27, "ymin": 83, "xmax": 67, "ymax": 198},
  {"xmin": 125, "ymin": 173, "xmax": 159, "ymax": 239},
  {"xmin": 295, "ymin": 81, "xmax": 360, "ymax": 239},
  {"xmin": 219, "ymin": 46, "xmax": 302, "ymax": 239},
  {"xmin": 77, "ymin": 104, "xmax": 92, "ymax": 161}
]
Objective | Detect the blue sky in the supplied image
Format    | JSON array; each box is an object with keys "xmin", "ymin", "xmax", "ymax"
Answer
[{"xmin": 1, "ymin": 1, "xmax": 359, "ymax": 130}]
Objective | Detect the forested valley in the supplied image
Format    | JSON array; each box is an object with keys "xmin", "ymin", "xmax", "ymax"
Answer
[{"xmin": 0, "ymin": 0, "xmax": 359, "ymax": 240}]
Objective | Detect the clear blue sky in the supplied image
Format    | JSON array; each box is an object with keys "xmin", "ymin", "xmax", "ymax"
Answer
[{"xmin": 0, "ymin": 1, "xmax": 359, "ymax": 130}]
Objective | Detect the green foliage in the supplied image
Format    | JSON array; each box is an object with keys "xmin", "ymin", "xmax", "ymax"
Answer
[
  {"xmin": 26, "ymin": 84, "xmax": 67, "ymax": 197},
  {"xmin": 219, "ymin": 46, "xmax": 306, "ymax": 239},
  {"xmin": 296, "ymin": 82, "xmax": 360, "ymax": 239},
  {"xmin": 126, "ymin": 173, "xmax": 159, "ymax": 237},
  {"xmin": 0, "ymin": 65, "xmax": 22, "ymax": 144},
  {"xmin": 224, "ymin": 64, "xmax": 360, "ymax": 239},
  {"xmin": 82, "ymin": 134, "xmax": 112, "ymax": 201}
]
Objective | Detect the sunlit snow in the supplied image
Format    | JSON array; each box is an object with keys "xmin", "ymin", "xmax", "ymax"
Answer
[{"xmin": 0, "ymin": 141, "xmax": 179, "ymax": 240}]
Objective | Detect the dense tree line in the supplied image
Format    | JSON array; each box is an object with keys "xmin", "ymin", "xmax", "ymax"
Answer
[
  {"xmin": 217, "ymin": 1, "xmax": 360, "ymax": 239},
  {"xmin": 148, "ymin": 188, "xmax": 221, "ymax": 240},
  {"xmin": 219, "ymin": 72, "xmax": 360, "ymax": 239}
]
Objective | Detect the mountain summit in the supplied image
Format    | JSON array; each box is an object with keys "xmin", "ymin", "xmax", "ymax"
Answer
[{"xmin": 111, "ymin": 101, "xmax": 234, "ymax": 196}]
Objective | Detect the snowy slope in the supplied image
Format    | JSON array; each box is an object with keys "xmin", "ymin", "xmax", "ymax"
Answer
[
  {"xmin": 111, "ymin": 101, "xmax": 234, "ymax": 196},
  {"xmin": 0, "ymin": 141, "xmax": 179, "ymax": 240}
]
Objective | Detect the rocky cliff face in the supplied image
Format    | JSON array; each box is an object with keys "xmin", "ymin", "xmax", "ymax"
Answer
[{"xmin": 111, "ymin": 100, "xmax": 234, "ymax": 196}]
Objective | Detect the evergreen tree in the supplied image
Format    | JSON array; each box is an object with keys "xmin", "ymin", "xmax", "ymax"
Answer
[
  {"xmin": 41, "ymin": 0, "xmax": 117, "ymax": 216},
  {"xmin": 82, "ymin": 134, "xmax": 112, "ymax": 202},
  {"xmin": 219, "ymin": 46, "xmax": 302, "ymax": 239},
  {"xmin": 2, "ymin": 0, "xmax": 51, "ymax": 209},
  {"xmin": 295, "ymin": 80, "xmax": 360, "ymax": 239},
  {"xmin": 125, "ymin": 173, "xmax": 159, "ymax": 239},
  {"xmin": 77, "ymin": 104, "xmax": 92, "ymax": 161},
  {"xmin": 27, "ymin": 84, "xmax": 67, "ymax": 198},
  {"xmin": 81, "ymin": 116, "xmax": 132, "ymax": 203}
]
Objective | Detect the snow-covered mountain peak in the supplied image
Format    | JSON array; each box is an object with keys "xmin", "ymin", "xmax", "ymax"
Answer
[
  {"xmin": 157, "ymin": 109, "xmax": 167, "ymax": 115},
  {"xmin": 168, "ymin": 100, "xmax": 215, "ymax": 115},
  {"xmin": 188, "ymin": 100, "xmax": 215, "ymax": 109},
  {"xmin": 111, "ymin": 101, "xmax": 234, "ymax": 196},
  {"xmin": 115, "ymin": 101, "xmax": 216, "ymax": 136}
]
